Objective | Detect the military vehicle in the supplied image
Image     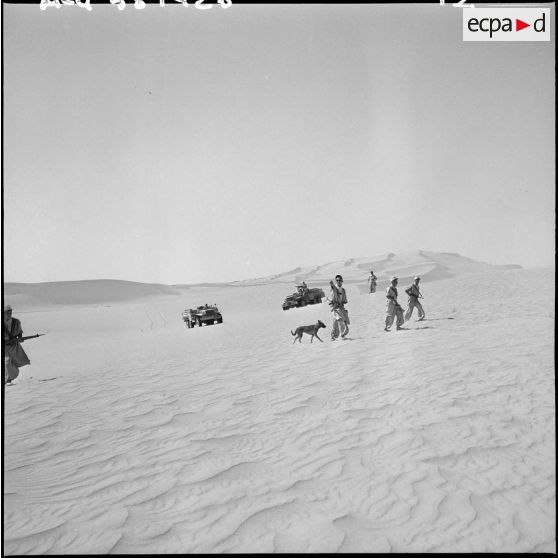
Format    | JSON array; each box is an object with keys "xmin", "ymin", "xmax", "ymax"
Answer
[
  {"xmin": 282, "ymin": 284, "xmax": 325, "ymax": 310},
  {"xmin": 182, "ymin": 304, "xmax": 223, "ymax": 328}
]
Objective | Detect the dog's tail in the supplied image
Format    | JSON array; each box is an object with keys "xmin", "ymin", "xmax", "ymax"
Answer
[{"xmin": 290, "ymin": 330, "xmax": 296, "ymax": 336}]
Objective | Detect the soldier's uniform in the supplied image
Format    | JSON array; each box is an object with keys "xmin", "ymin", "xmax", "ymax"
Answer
[
  {"xmin": 385, "ymin": 280, "xmax": 404, "ymax": 331},
  {"xmin": 327, "ymin": 278, "xmax": 350, "ymax": 340},
  {"xmin": 404, "ymin": 279, "xmax": 425, "ymax": 321},
  {"xmin": 4, "ymin": 306, "xmax": 30, "ymax": 384},
  {"xmin": 368, "ymin": 273, "xmax": 377, "ymax": 294}
]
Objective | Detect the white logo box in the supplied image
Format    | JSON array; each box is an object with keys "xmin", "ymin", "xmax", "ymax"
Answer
[{"xmin": 463, "ymin": 8, "xmax": 551, "ymax": 41}]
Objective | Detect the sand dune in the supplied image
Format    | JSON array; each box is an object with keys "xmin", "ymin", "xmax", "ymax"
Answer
[
  {"xmin": 2, "ymin": 257, "xmax": 554, "ymax": 554},
  {"xmin": 4, "ymin": 280, "xmax": 182, "ymax": 307},
  {"xmin": 231, "ymin": 250, "xmax": 522, "ymax": 288},
  {"xmin": 4, "ymin": 251, "xmax": 522, "ymax": 306}
]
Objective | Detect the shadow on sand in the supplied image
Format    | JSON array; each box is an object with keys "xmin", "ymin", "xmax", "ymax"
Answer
[
  {"xmin": 341, "ymin": 336, "xmax": 367, "ymax": 341},
  {"xmin": 329, "ymin": 336, "xmax": 366, "ymax": 342}
]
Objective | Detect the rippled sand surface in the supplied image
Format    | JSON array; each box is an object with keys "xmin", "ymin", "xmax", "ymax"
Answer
[{"xmin": 3, "ymin": 268, "xmax": 555, "ymax": 554}]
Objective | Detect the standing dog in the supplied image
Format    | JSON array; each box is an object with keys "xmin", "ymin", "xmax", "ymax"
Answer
[{"xmin": 291, "ymin": 320, "xmax": 326, "ymax": 343}]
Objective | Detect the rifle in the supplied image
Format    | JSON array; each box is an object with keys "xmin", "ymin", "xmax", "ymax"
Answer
[
  {"xmin": 406, "ymin": 288, "xmax": 424, "ymax": 300},
  {"xmin": 21, "ymin": 334, "xmax": 46, "ymax": 341},
  {"xmin": 6, "ymin": 333, "xmax": 46, "ymax": 344}
]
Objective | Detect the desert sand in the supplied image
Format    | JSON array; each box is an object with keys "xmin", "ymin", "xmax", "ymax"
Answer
[{"xmin": 2, "ymin": 253, "xmax": 555, "ymax": 554}]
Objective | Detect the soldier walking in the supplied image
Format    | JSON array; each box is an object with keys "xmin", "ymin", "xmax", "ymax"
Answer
[
  {"xmin": 368, "ymin": 270, "xmax": 377, "ymax": 294},
  {"xmin": 327, "ymin": 275, "xmax": 350, "ymax": 340},
  {"xmin": 384, "ymin": 277, "xmax": 404, "ymax": 331},
  {"xmin": 405, "ymin": 276, "xmax": 425, "ymax": 322}
]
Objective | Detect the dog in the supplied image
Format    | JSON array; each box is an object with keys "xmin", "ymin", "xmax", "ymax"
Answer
[{"xmin": 291, "ymin": 320, "xmax": 326, "ymax": 343}]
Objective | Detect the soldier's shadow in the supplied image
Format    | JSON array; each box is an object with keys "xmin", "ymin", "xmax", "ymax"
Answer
[{"xmin": 334, "ymin": 336, "xmax": 366, "ymax": 341}]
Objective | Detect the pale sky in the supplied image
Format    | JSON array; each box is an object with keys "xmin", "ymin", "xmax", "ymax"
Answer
[{"xmin": 2, "ymin": 2, "xmax": 555, "ymax": 284}]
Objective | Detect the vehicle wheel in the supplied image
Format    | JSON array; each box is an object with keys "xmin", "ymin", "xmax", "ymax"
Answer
[{"xmin": 218, "ymin": 318, "xmax": 223, "ymax": 323}]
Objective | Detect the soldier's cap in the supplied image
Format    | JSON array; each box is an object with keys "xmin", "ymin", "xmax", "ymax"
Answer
[
  {"xmin": 414, "ymin": 276, "xmax": 420, "ymax": 281},
  {"xmin": 4, "ymin": 304, "xmax": 12, "ymax": 312},
  {"xmin": 391, "ymin": 276, "xmax": 398, "ymax": 281}
]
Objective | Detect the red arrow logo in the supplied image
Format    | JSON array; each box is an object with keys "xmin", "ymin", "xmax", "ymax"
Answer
[{"xmin": 516, "ymin": 19, "xmax": 530, "ymax": 31}]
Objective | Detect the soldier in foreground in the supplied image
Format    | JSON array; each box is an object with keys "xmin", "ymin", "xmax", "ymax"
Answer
[
  {"xmin": 384, "ymin": 277, "xmax": 405, "ymax": 332},
  {"xmin": 4, "ymin": 305, "xmax": 30, "ymax": 384},
  {"xmin": 405, "ymin": 276, "xmax": 425, "ymax": 322},
  {"xmin": 327, "ymin": 275, "xmax": 350, "ymax": 340}
]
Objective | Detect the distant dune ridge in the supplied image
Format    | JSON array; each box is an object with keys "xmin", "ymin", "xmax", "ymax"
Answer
[
  {"xmin": 4, "ymin": 251, "xmax": 523, "ymax": 307},
  {"xmin": 232, "ymin": 250, "xmax": 523, "ymax": 288},
  {"xmin": 4, "ymin": 279, "xmax": 181, "ymax": 306}
]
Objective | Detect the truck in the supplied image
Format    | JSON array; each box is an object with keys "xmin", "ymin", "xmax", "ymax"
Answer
[
  {"xmin": 182, "ymin": 304, "xmax": 223, "ymax": 328},
  {"xmin": 281, "ymin": 284, "xmax": 325, "ymax": 310}
]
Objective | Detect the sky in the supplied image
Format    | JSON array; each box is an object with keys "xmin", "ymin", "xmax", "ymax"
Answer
[{"xmin": 2, "ymin": 2, "xmax": 555, "ymax": 284}]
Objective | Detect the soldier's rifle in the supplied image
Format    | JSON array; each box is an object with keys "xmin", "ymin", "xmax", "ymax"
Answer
[
  {"xmin": 405, "ymin": 287, "xmax": 424, "ymax": 300},
  {"xmin": 21, "ymin": 333, "xmax": 46, "ymax": 341},
  {"xmin": 6, "ymin": 333, "xmax": 46, "ymax": 343}
]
